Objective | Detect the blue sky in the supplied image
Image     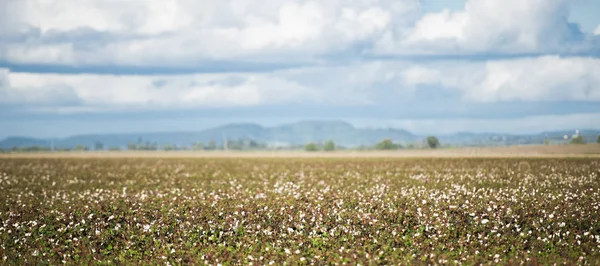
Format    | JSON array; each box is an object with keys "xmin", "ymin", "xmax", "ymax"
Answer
[{"xmin": 1, "ymin": 0, "xmax": 600, "ymax": 138}]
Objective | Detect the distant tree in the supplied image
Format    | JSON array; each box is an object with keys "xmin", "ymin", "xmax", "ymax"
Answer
[
  {"xmin": 73, "ymin": 144, "xmax": 88, "ymax": 151},
  {"xmin": 597, "ymin": 135, "xmax": 600, "ymax": 144},
  {"xmin": 248, "ymin": 140, "xmax": 259, "ymax": 149},
  {"xmin": 17, "ymin": 146, "xmax": 50, "ymax": 152},
  {"xmin": 305, "ymin": 143, "xmax": 319, "ymax": 152},
  {"xmin": 179, "ymin": 146, "xmax": 190, "ymax": 151},
  {"xmin": 323, "ymin": 140, "xmax": 335, "ymax": 151},
  {"xmin": 94, "ymin": 142, "xmax": 104, "ymax": 151},
  {"xmin": 426, "ymin": 136, "xmax": 441, "ymax": 149},
  {"xmin": 375, "ymin": 139, "xmax": 399, "ymax": 150},
  {"xmin": 108, "ymin": 147, "xmax": 121, "ymax": 151},
  {"xmin": 192, "ymin": 142, "xmax": 204, "ymax": 151},
  {"xmin": 144, "ymin": 141, "xmax": 152, "ymax": 150},
  {"xmin": 163, "ymin": 144, "xmax": 176, "ymax": 151},
  {"xmin": 127, "ymin": 142, "xmax": 137, "ymax": 150},
  {"xmin": 570, "ymin": 135, "xmax": 585, "ymax": 144},
  {"xmin": 544, "ymin": 139, "xmax": 550, "ymax": 145},
  {"xmin": 207, "ymin": 140, "xmax": 217, "ymax": 150},
  {"xmin": 227, "ymin": 139, "xmax": 245, "ymax": 150}
]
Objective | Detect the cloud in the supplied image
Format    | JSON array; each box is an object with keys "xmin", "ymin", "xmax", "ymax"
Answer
[
  {"xmin": 0, "ymin": 68, "xmax": 323, "ymax": 111},
  {"xmin": 2, "ymin": 55, "xmax": 600, "ymax": 115},
  {"xmin": 377, "ymin": 0, "xmax": 596, "ymax": 55},
  {"xmin": 595, "ymin": 24, "xmax": 600, "ymax": 35},
  {"xmin": 0, "ymin": 60, "xmax": 414, "ymax": 113},
  {"xmin": 2, "ymin": 0, "xmax": 598, "ymax": 68},
  {"xmin": 0, "ymin": 0, "xmax": 416, "ymax": 66},
  {"xmin": 0, "ymin": 69, "xmax": 8, "ymax": 87},
  {"xmin": 401, "ymin": 56, "xmax": 600, "ymax": 102}
]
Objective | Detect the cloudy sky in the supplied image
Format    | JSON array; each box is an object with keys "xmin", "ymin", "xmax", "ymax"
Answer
[{"xmin": 1, "ymin": 0, "xmax": 600, "ymax": 138}]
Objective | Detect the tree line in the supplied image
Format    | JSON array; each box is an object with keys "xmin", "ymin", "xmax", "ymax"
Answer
[
  {"xmin": 3, "ymin": 135, "xmax": 600, "ymax": 153},
  {"xmin": 304, "ymin": 136, "xmax": 441, "ymax": 151}
]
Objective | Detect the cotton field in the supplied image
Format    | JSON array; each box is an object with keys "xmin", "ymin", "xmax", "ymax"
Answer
[{"xmin": 0, "ymin": 158, "xmax": 599, "ymax": 265}]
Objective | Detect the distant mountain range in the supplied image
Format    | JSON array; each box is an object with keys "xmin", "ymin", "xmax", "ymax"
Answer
[{"xmin": 1, "ymin": 120, "xmax": 599, "ymax": 150}]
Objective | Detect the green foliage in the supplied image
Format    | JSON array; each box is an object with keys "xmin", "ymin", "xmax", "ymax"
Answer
[
  {"xmin": 163, "ymin": 144, "xmax": 176, "ymax": 151},
  {"xmin": 73, "ymin": 144, "xmax": 88, "ymax": 151},
  {"xmin": 127, "ymin": 138, "xmax": 158, "ymax": 150},
  {"xmin": 94, "ymin": 142, "xmax": 104, "ymax": 151},
  {"xmin": 426, "ymin": 136, "xmax": 441, "ymax": 149},
  {"xmin": 570, "ymin": 135, "xmax": 585, "ymax": 144},
  {"xmin": 9, "ymin": 146, "xmax": 52, "ymax": 152},
  {"xmin": 374, "ymin": 139, "xmax": 399, "ymax": 150},
  {"xmin": 127, "ymin": 142, "xmax": 136, "ymax": 150},
  {"xmin": 224, "ymin": 139, "xmax": 263, "ymax": 150},
  {"xmin": 597, "ymin": 135, "xmax": 600, "ymax": 144},
  {"xmin": 207, "ymin": 140, "xmax": 217, "ymax": 150},
  {"xmin": 305, "ymin": 142, "xmax": 319, "ymax": 151},
  {"xmin": 356, "ymin": 145, "xmax": 370, "ymax": 151},
  {"xmin": 244, "ymin": 139, "xmax": 260, "ymax": 149},
  {"xmin": 192, "ymin": 142, "xmax": 204, "ymax": 151},
  {"xmin": 323, "ymin": 140, "xmax": 335, "ymax": 151}
]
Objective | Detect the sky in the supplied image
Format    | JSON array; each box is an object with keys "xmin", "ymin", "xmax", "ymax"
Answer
[{"xmin": 1, "ymin": 0, "xmax": 600, "ymax": 138}]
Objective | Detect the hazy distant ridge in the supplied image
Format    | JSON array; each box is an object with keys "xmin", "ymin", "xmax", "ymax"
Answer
[{"xmin": 1, "ymin": 120, "xmax": 598, "ymax": 149}]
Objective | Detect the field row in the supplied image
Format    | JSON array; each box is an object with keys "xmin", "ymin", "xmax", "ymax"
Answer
[{"xmin": 1, "ymin": 158, "xmax": 599, "ymax": 264}]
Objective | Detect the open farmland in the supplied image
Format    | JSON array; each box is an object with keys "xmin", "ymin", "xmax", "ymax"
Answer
[{"xmin": 1, "ymin": 157, "xmax": 600, "ymax": 265}]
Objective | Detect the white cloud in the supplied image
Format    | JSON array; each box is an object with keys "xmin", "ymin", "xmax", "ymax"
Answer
[
  {"xmin": 0, "ymin": 69, "xmax": 323, "ymax": 110},
  {"xmin": 401, "ymin": 56, "xmax": 600, "ymax": 102},
  {"xmin": 0, "ymin": 69, "xmax": 8, "ymax": 85},
  {"xmin": 402, "ymin": 66, "xmax": 444, "ymax": 86},
  {"xmin": 0, "ymin": 61, "xmax": 401, "ymax": 111},
  {"xmin": 378, "ymin": 0, "xmax": 591, "ymax": 54},
  {"xmin": 3, "ymin": 0, "xmax": 597, "ymax": 67},
  {"xmin": 2, "ymin": 55, "xmax": 599, "ymax": 113},
  {"xmin": 406, "ymin": 10, "xmax": 468, "ymax": 43},
  {"xmin": 594, "ymin": 24, "xmax": 600, "ymax": 35},
  {"xmin": 0, "ymin": 0, "xmax": 416, "ymax": 66}
]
